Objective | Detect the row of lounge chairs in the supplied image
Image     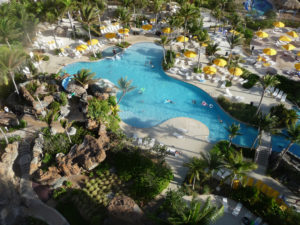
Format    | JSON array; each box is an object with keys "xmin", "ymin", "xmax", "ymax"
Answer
[
  {"xmin": 266, "ymin": 86, "xmax": 287, "ymax": 102},
  {"xmin": 223, "ymin": 88, "xmax": 245, "ymax": 102}
]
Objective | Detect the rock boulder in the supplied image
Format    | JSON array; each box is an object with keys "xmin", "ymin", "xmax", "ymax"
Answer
[
  {"xmin": 0, "ymin": 112, "xmax": 19, "ymax": 127},
  {"xmin": 66, "ymin": 80, "xmax": 87, "ymax": 97}
]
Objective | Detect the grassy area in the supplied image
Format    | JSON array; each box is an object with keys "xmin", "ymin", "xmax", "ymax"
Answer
[
  {"xmin": 275, "ymin": 75, "xmax": 300, "ymax": 107},
  {"xmin": 217, "ymin": 96, "xmax": 258, "ymax": 124}
]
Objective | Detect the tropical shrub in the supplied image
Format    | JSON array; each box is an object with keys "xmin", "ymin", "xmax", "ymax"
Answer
[
  {"xmin": 241, "ymin": 71, "xmax": 259, "ymax": 89},
  {"xmin": 275, "ymin": 75, "xmax": 300, "ymax": 106},
  {"xmin": 270, "ymin": 104, "xmax": 298, "ymax": 128},
  {"xmin": 42, "ymin": 55, "xmax": 49, "ymax": 61},
  {"xmin": 225, "ymin": 80, "xmax": 232, "ymax": 87},
  {"xmin": 163, "ymin": 50, "xmax": 176, "ymax": 70},
  {"xmin": 217, "ymin": 96, "xmax": 258, "ymax": 124},
  {"xmin": 116, "ymin": 41, "xmax": 131, "ymax": 48},
  {"xmin": 0, "ymin": 135, "xmax": 21, "ymax": 151},
  {"xmin": 215, "ymin": 141, "xmax": 255, "ymax": 159},
  {"xmin": 60, "ymin": 92, "xmax": 68, "ymax": 106}
]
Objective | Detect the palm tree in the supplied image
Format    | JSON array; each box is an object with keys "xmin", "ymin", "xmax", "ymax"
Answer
[
  {"xmin": 251, "ymin": 113, "xmax": 278, "ymax": 150},
  {"xmin": 255, "ymin": 74, "xmax": 280, "ymax": 115},
  {"xmin": 60, "ymin": 0, "xmax": 76, "ymax": 39},
  {"xmin": 158, "ymin": 36, "xmax": 170, "ymax": 64},
  {"xmin": 226, "ymin": 123, "xmax": 242, "ymax": 148},
  {"xmin": 183, "ymin": 157, "xmax": 203, "ymax": 190},
  {"xmin": 117, "ymin": 76, "xmax": 136, "ymax": 104},
  {"xmin": 205, "ymin": 42, "xmax": 220, "ymax": 62},
  {"xmin": 0, "ymin": 47, "xmax": 26, "ymax": 95},
  {"xmin": 272, "ymin": 124, "xmax": 300, "ymax": 170},
  {"xmin": 194, "ymin": 29, "xmax": 209, "ymax": 70},
  {"xmin": 115, "ymin": 7, "xmax": 132, "ymax": 43},
  {"xmin": 199, "ymin": 151, "xmax": 224, "ymax": 184},
  {"xmin": 78, "ymin": 4, "xmax": 98, "ymax": 57},
  {"xmin": 0, "ymin": 127, "xmax": 8, "ymax": 145},
  {"xmin": 226, "ymin": 34, "xmax": 243, "ymax": 65},
  {"xmin": 211, "ymin": 7, "xmax": 222, "ymax": 33},
  {"xmin": 61, "ymin": 119, "xmax": 73, "ymax": 143},
  {"xmin": 0, "ymin": 17, "xmax": 22, "ymax": 48},
  {"xmin": 177, "ymin": 2, "xmax": 200, "ymax": 51},
  {"xmin": 73, "ymin": 69, "xmax": 98, "ymax": 89},
  {"xmin": 95, "ymin": 0, "xmax": 107, "ymax": 26},
  {"xmin": 168, "ymin": 197, "xmax": 224, "ymax": 225},
  {"xmin": 228, "ymin": 12, "xmax": 242, "ymax": 30},
  {"xmin": 225, "ymin": 150, "xmax": 257, "ymax": 185},
  {"xmin": 152, "ymin": 0, "xmax": 165, "ymax": 29}
]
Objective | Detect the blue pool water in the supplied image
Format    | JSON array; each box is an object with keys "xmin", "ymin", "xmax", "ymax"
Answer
[
  {"xmin": 63, "ymin": 42, "xmax": 299, "ymax": 156},
  {"xmin": 244, "ymin": 0, "xmax": 273, "ymax": 15},
  {"xmin": 101, "ymin": 46, "xmax": 123, "ymax": 58}
]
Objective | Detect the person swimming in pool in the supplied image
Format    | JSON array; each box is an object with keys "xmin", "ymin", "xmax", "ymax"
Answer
[
  {"xmin": 112, "ymin": 49, "xmax": 117, "ymax": 55},
  {"xmin": 166, "ymin": 99, "xmax": 174, "ymax": 104},
  {"xmin": 149, "ymin": 60, "xmax": 155, "ymax": 68},
  {"xmin": 192, "ymin": 100, "xmax": 196, "ymax": 104}
]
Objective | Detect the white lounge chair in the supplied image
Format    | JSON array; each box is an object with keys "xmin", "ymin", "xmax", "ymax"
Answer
[
  {"xmin": 276, "ymin": 91, "xmax": 284, "ymax": 99},
  {"xmin": 225, "ymin": 88, "xmax": 233, "ymax": 98},
  {"xmin": 232, "ymin": 203, "xmax": 242, "ymax": 216},
  {"xmin": 281, "ymin": 93, "xmax": 287, "ymax": 102},
  {"xmin": 148, "ymin": 138, "xmax": 156, "ymax": 148},
  {"xmin": 222, "ymin": 198, "xmax": 229, "ymax": 212},
  {"xmin": 272, "ymin": 88, "xmax": 279, "ymax": 97},
  {"xmin": 177, "ymin": 128, "xmax": 188, "ymax": 134},
  {"xmin": 132, "ymin": 133, "xmax": 138, "ymax": 141},
  {"xmin": 267, "ymin": 86, "xmax": 275, "ymax": 95},
  {"xmin": 173, "ymin": 132, "xmax": 183, "ymax": 139},
  {"xmin": 137, "ymin": 138, "xmax": 143, "ymax": 145}
]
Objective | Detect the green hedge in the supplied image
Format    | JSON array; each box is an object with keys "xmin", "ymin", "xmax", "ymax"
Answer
[
  {"xmin": 275, "ymin": 75, "xmax": 300, "ymax": 106},
  {"xmin": 241, "ymin": 71, "xmax": 260, "ymax": 89},
  {"xmin": 217, "ymin": 96, "xmax": 258, "ymax": 124}
]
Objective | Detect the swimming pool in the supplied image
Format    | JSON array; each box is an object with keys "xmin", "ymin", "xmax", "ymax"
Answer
[
  {"xmin": 101, "ymin": 46, "xmax": 123, "ymax": 58},
  {"xmin": 244, "ymin": 0, "xmax": 273, "ymax": 15},
  {"xmin": 63, "ymin": 42, "xmax": 300, "ymax": 156}
]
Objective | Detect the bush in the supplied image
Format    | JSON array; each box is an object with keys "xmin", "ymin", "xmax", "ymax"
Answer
[
  {"xmin": 116, "ymin": 41, "xmax": 131, "ymax": 48},
  {"xmin": 241, "ymin": 71, "xmax": 259, "ymax": 89},
  {"xmin": 25, "ymin": 81, "xmax": 39, "ymax": 96},
  {"xmin": 217, "ymin": 96, "xmax": 258, "ymax": 124},
  {"xmin": 225, "ymin": 80, "xmax": 232, "ymax": 87},
  {"xmin": 193, "ymin": 67, "xmax": 202, "ymax": 73},
  {"xmin": 270, "ymin": 104, "xmax": 298, "ymax": 128},
  {"xmin": 60, "ymin": 92, "xmax": 68, "ymax": 106},
  {"xmin": 49, "ymin": 101, "xmax": 60, "ymax": 112},
  {"xmin": 0, "ymin": 135, "xmax": 21, "ymax": 151},
  {"xmin": 53, "ymin": 187, "xmax": 67, "ymax": 199},
  {"xmin": 215, "ymin": 140, "xmax": 255, "ymax": 159},
  {"xmin": 42, "ymin": 55, "xmax": 49, "ymax": 61},
  {"xmin": 162, "ymin": 50, "xmax": 176, "ymax": 70},
  {"xmin": 90, "ymin": 51, "xmax": 102, "ymax": 61}
]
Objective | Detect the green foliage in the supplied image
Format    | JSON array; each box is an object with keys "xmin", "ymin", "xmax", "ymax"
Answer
[
  {"xmin": 111, "ymin": 148, "xmax": 173, "ymax": 202},
  {"xmin": 270, "ymin": 104, "xmax": 298, "ymax": 128},
  {"xmin": 193, "ymin": 67, "xmax": 202, "ymax": 73},
  {"xmin": 225, "ymin": 80, "xmax": 232, "ymax": 87},
  {"xmin": 217, "ymin": 96, "xmax": 258, "ymax": 124},
  {"xmin": 53, "ymin": 187, "xmax": 67, "ymax": 199},
  {"xmin": 0, "ymin": 135, "xmax": 21, "ymax": 151},
  {"xmin": 275, "ymin": 75, "xmax": 300, "ymax": 106},
  {"xmin": 87, "ymin": 97, "xmax": 109, "ymax": 121},
  {"xmin": 163, "ymin": 50, "xmax": 176, "ymax": 70},
  {"xmin": 89, "ymin": 51, "xmax": 102, "ymax": 61},
  {"xmin": 74, "ymin": 69, "xmax": 97, "ymax": 88},
  {"xmin": 25, "ymin": 81, "xmax": 39, "ymax": 96},
  {"xmin": 25, "ymin": 216, "xmax": 49, "ymax": 225},
  {"xmin": 49, "ymin": 101, "xmax": 60, "ymax": 112},
  {"xmin": 42, "ymin": 55, "xmax": 49, "ymax": 61},
  {"xmin": 241, "ymin": 71, "xmax": 259, "ymax": 89},
  {"xmin": 64, "ymin": 181, "xmax": 72, "ymax": 188},
  {"xmin": 116, "ymin": 41, "xmax": 131, "ymax": 48},
  {"xmin": 215, "ymin": 141, "xmax": 255, "ymax": 159},
  {"xmin": 60, "ymin": 92, "xmax": 68, "ymax": 106}
]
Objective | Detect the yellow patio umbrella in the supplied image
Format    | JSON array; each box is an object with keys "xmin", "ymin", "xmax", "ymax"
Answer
[
  {"xmin": 229, "ymin": 29, "xmax": 240, "ymax": 35},
  {"xmin": 256, "ymin": 30, "xmax": 268, "ymax": 38},
  {"xmin": 176, "ymin": 53, "xmax": 181, "ymax": 58},
  {"xmin": 105, "ymin": 32, "xmax": 116, "ymax": 39},
  {"xmin": 229, "ymin": 67, "xmax": 243, "ymax": 76},
  {"xmin": 162, "ymin": 27, "xmax": 172, "ymax": 34},
  {"xmin": 118, "ymin": 28, "xmax": 130, "ymax": 34},
  {"xmin": 184, "ymin": 50, "xmax": 197, "ymax": 58},
  {"xmin": 87, "ymin": 39, "xmax": 99, "ymax": 46},
  {"xmin": 176, "ymin": 36, "xmax": 189, "ymax": 42},
  {"xmin": 263, "ymin": 48, "xmax": 277, "ymax": 56},
  {"xmin": 213, "ymin": 58, "xmax": 227, "ymax": 67},
  {"xmin": 257, "ymin": 55, "xmax": 264, "ymax": 61},
  {"xmin": 273, "ymin": 21, "xmax": 285, "ymax": 28},
  {"xmin": 282, "ymin": 43, "xmax": 295, "ymax": 51},
  {"xmin": 76, "ymin": 44, "xmax": 87, "ymax": 51},
  {"xmin": 142, "ymin": 24, "xmax": 153, "ymax": 30},
  {"xmin": 112, "ymin": 22, "xmax": 119, "ymax": 26},
  {"xmin": 279, "ymin": 35, "xmax": 292, "ymax": 42},
  {"xmin": 295, "ymin": 63, "xmax": 300, "ymax": 71},
  {"xmin": 287, "ymin": 31, "xmax": 298, "ymax": 38},
  {"xmin": 59, "ymin": 48, "xmax": 64, "ymax": 52},
  {"xmin": 297, "ymin": 52, "xmax": 300, "ymax": 56},
  {"xmin": 150, "ymin": 18, "xmax": 156, "ymax": 23},
  {"xmin": 203, "ymin": 66, "xmax": 217, "ymax": 75},
  {"xmin": 100, "ymin": 26, "xmax": 106, "ymax": 30},
  {"xmin": 201, "ymin": 43, "xmax": 208, "ymax": 47},
  {"xmin": 263, "ymin": 63, "xmax": 271, "ymax": 67}
]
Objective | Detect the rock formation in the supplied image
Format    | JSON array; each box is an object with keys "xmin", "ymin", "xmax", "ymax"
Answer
[
  {"xmin": 29, "ymin": 134, "xmax": 44, "ymax": 175},
  {"xmin": 0, "ymin": 112, "xmax": 19, "ymax": 127}
]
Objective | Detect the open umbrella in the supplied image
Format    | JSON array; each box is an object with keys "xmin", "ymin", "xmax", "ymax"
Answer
[
  {"xmin": 229, "ymin": 67, "xmax": 243, "ymax": 76},
  {"xmin": 150, "ymin": 18, "xmax": 156, "ymax": 23},
  {"xmin": 287, "ymin": 31, "xmax": 299, "ymax": 38},
  {"xmin": 229, "ymin": 30, "xmax": 240, "ymax": 35},
  {"xmin": 112, "ymin": 22, "xmax": 119, "ymax": 26},
  {"xmin": 297, "ymin": 52, "xmax": 300, "ymax": 56},
  {"xmin": 176, "ymin": 36, "xmax": 189, "ymax": 42},
  {"xmin": 118, "ymin": 28, "xmax": 130, "ymax": 34},
  {"xmin": 213, "ymin": 58, "xmax": 227, "ymax": 67},
  {"xmin": 142, "ymin": 24, "xmax": 153, "ymax": 30},
  {"xmin": 87, "ymin": 39, "xmax": 99, "ymax": 46},
  {"xmin": 273, "ymin": 21, "xmax": 285, "ymax": 28},
  {"xmin": 203, "ymin": 66, "xmax": 217, "ymax": 75},
  {"xmin": 201, "ymin": 43, "xmax": 208, "ymax": 47},
  {"xmin": 105, "ymin": 33, "xmax": 116, "ymax": 39},
  {"xmin": 76, "ymin": 44, "xmax": 87, "ymax": 52},
  {"xmin": 295, "ymin": 63, "xmax": 300, "ymax": 71},
  {"xmin": 256, "ymin": 31, "xmax": 269, "ymax": 38},
  {"xmin": 184, "ymin": 51, "xmax": 197, "ymax": 58},
  {"xmin": 100, "ymin": 26, "xmax": 106, "ymax": 30},
  {"xmin": 279, "ymin": 35, "xmax": 292, "ymax": 42},
  {"xmin": 282, "ymin": 43, "xmax": 295, "ymax": 51},
  {"xmin": 263, "ymin": 48, "xmax": 277, "ymax": 56},
  {"xmin": 162, "ymin": 27, "xmax": 172, "ymax": 34}
]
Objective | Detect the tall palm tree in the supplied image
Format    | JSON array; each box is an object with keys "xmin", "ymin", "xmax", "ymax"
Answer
[
  {"xmin": 78, "ymin": 4, "xmax": 98, "ymax": 57},
  {"xmin": 199, "ymin": 151, "xmax": 224, "ymax": 183},
  {"xmin": 0, "ymin": 47, "xmax": 26, "ymax": 95},
  {"xmin": 152, "ymin": 0, "xmax": 165, "ymax": 29},
  {"xmin": 177, "ymin": 2, "xmax": 200, "ymax": 51},
  {"xmin": 115, "ymin": 7, "xmax": 132, "ymax": 43},
  {"xmin": 73, "ymin": 69, "xmax": 98, "ymax": 89},
  {"xmin": 255, "ymin": 74, "xmax": 280, "ymax": 116},
  {"xmin": 228, "ymin": 12, "xmax": 242, "ymax": 30},
  {"xmin": 0, "ymin": 17, "xmax": 22, "ymax": 48},
  {"xmin": 95, "ymin": 0, "xmax": 107, "ymax": 26},
  {"xmin": 205, "ymin": 42, "xmax": 220, "ymax": 62},
  {"xmin": 158, "ymin": 36, "xmax": 170, "ymax": 64},
  {"xmin": 226, "ymin": 34, "xmax": 243, "ymax": 65},
  {"xmin": 226, "ymin": 123, "xmax": 242, "ymax": 148},
  {"xmin": 117, "ymin": 76, "xmax": 136, "ymax": 104},
  {"xmin": 225, "ymin": 150, "xmax": 257, "ymax": 184},
  {"xmin": 168, "ymin": 197, "xmax": 224, "ymax": 225},
  {"xmin": 183, "ymin": 157, "xmax": 204, "ymax": 190},
  {"xmin": 60, "ymin": 0, "xmax": 76, "ymax": 39},
  {"xmin": 195, "ymin": 29, "xmax": 209, "ymax": 70},
  {"xmin": 272, "ymin": 124, "xmax": 300, "ymax": 170},
  {"xmin": 251, "ymin": 113, "xmax": 278, "ymax": 150}
]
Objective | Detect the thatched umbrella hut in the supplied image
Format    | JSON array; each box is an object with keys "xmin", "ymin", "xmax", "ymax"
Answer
[{"xmin": 275, "ymin": 0, "xmax": 300, "ymax": 10}]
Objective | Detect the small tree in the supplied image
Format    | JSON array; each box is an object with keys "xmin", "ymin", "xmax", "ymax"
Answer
[
  {"xmin": 73, "ymin": 69, "xmax": 98, "ymax": 89},
  {"xmin": 226, "ymin": 123, "xmax": 241, "ymax": 148},
  {"xmin": 158, "ymin": 35, "xmax": 170, "ymax": 64},
  {"xmin": 116, "ymin": 76, "xmax": 135, "ymax": 104}
]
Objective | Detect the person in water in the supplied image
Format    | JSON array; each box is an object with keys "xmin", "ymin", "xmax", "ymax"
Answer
[
  {"xmin": 166, "ymin": 99, "xmax": 174, "ymax": 104},
  {"xmin": 192, "ymin": 100, "xmax": 196, "ymax": 104},
  {"xmin": 112, "ymin": 49, "xmax": 117, "ymax": 55}
]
